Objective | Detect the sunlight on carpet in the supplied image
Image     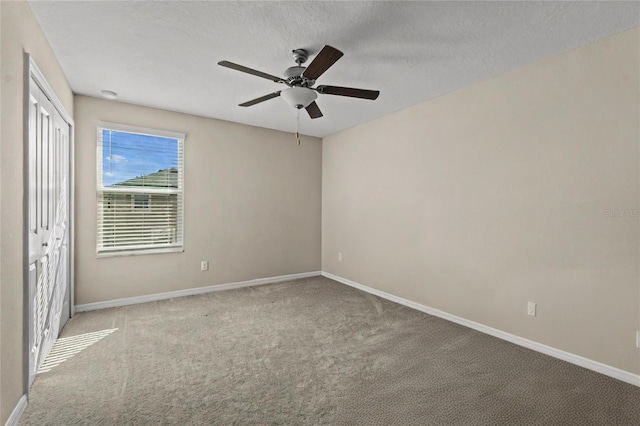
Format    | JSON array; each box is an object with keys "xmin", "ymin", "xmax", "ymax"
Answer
[{"xmin": 38, "ymin": 328, "xmax": 118, "ymax": 374}]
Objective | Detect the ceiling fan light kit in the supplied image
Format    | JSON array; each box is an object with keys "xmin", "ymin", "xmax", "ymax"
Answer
[
  {"xmin": 281, "ymin": 87, "xmax": 317, "ymax": 109},
  {"xmin": 218, "ymin": 45, "xmax": 380, "ymax": 119}
]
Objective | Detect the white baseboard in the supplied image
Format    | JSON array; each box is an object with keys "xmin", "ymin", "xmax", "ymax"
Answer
[
  {"xmin": 321, "ymin": 271, "xmax": 640, "ymax": 387},
  {"xmin": 5, "ymin": 394, "xmax": 27, "ymax": 426},
  {"xmin": 75, "ymin": 271, "xmax": 321, "ymax": 312}
]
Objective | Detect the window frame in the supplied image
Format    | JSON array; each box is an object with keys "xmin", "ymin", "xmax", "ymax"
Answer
[{"xmin": 96, "ymin": 121, "xmax": 185, "ymax": 257}]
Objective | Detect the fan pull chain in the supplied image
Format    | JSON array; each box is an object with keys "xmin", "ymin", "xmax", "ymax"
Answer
[{"xmin": 295, "ymin": 108, "xmax": 301, "ymax": 146}]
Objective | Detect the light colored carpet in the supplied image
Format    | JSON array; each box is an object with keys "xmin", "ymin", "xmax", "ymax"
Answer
[{"xmin": 20, "ymin": 276, "xmax": 640, "ymax": 425}]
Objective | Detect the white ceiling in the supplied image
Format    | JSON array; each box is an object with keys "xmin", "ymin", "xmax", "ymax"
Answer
[{"xmin": 29, "ymin": 1, "xmax": 639, "ymax": 138}]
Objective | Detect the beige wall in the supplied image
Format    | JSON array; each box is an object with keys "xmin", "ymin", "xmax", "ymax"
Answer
[
  {"xmin": 0, "ymin": 1, "xmax": 74, "ymax": 423},
  {"xmin": 74, "ymin": 96, "xmax": 321, "ymax": 305},
  {"xmin": 322, "ymin": 28, "xmax": 640, "ymax": 374}
]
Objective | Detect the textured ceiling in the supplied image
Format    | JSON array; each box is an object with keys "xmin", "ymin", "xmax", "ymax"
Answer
[{"xmin": 29, "ymin": 1, "xmax": 639, "ymax": 138}]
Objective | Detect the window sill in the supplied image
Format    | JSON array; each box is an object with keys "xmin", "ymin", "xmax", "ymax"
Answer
[{"xmin": 97, "ymin": 246, "xmax": 184, "ymax": 258}]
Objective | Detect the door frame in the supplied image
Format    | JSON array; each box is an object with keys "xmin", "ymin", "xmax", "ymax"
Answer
[{"xmin": 23, "ymin": 53, "xmax": 75, "ymax": 394}]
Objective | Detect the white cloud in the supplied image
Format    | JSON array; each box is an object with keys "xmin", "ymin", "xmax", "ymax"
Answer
[{"xmin": 106, "ymin": 154, "xmax": 127, "ymax": 163}]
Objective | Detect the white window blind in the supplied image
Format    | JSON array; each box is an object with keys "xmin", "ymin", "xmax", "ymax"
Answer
[{"xmin": 96, "ymin": 123, "xmax": 184, "ymax": 255}]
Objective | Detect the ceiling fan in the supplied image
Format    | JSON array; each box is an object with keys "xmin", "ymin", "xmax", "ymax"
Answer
[{"xmin": 218, "ymin": 45, "xmax": 380, "ymax": 119}]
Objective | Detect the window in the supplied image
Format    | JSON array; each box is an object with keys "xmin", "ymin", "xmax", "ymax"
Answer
[
  {"xmin": 97, "ymin": 122, "xmax": 184, "ymax": 256},
  {"xmin": 133, "ymin": 194, "xmax": 150, "ymax": 209}
]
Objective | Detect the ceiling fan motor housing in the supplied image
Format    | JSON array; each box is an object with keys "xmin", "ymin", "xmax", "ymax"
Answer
[{"xmin": 284, "ymin": 66, "xmax": 315, "ymax": 87}]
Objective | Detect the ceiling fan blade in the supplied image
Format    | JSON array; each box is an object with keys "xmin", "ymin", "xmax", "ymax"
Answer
[
  {"xmin": 316, "ymin": 85, "xmax": 380, "ymax": 100},
  {"xmin": 239, "ymin": 91, "xmax": 281, "ymax": 107},
  {"xmin": 302, "ymin": 46, "xmax": 343, "ymax": 80},
  {"xmin": 305, "ymin": 101, "xmax": 323, "ymax": 119},
  {"xmin": 218, "ymin": 61, "xmax": 284, "ymax": 83}
]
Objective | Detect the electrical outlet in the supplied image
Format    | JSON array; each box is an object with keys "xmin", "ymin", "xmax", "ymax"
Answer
[
  {"xmin": 200, "ymin": 261, "xmax": 209, "ymax": 271},
  {"xmin": 338, "ymin": 252, "xmax": 342, "ymax": 262},
  {"xmin": 527, "ymin": 302, "xmax": 536, "ymax": 317}
]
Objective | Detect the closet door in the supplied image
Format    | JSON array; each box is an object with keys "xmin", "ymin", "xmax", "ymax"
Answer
[{"xmin": 28, "ymin": 77, "xmax": 71, "ymax": 384}]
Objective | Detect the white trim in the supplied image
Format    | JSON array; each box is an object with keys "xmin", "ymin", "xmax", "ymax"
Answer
[
  {"xmin": 28, "ymin": 57, "xmax": 73, "ymax": 126},
  {"xmin": 96, "ymin": 120, "xmax": 185, "ymax": 140},
  {"xmin": 4, "ymin": 395, "xmax": 27, "ymax": 426},
  {"xmin": 96, "ymin": 245, "xmax": 184, "ymax": 258},
  {"xmin": 75, "ymin": 271, "xmax": 321, "ymax": 312},
  {"xmin": 23, "ymin": 52, "xmax": 32, "ymax": 395},
  {"xmin": 70, "ymin": 104, "xmax": 76, "ymax": 318},
  {"xmin": 321, "ymin": 271, "xmax": 640, "ymax": 387}
]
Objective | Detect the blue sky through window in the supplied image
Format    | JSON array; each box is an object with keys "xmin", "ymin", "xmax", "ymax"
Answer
[{"xmin": 101, "ymin": 130, "xmax": 178, "ymax": 187}]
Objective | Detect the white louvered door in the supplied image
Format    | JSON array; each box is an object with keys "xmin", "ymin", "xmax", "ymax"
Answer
[{"xmin": 28, "ymin": 76, "xmax": 71, "ymax": 384}]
